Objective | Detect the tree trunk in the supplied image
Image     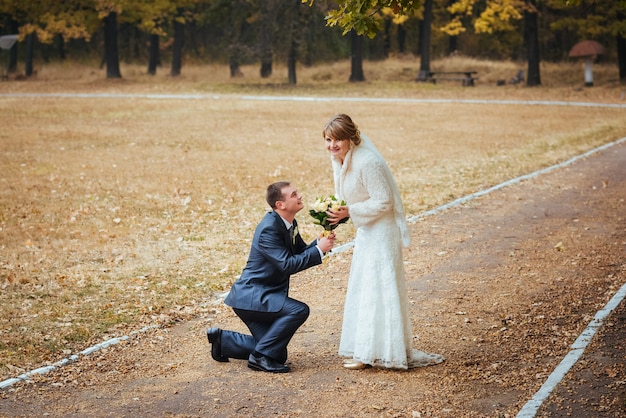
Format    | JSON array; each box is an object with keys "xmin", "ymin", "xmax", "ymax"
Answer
[
  {"xmin": 119, "ymin": 23, "xmax": 134, "ymax": 63},
  {"xmin": 228, "ymin": 17, "xmax": 241, "ymax": 77},
  {"xmin": 25, "ymin": 32, "xmax": 35, "ymax": 76},
  {"xmin": 171, "ymin": 8, "xmax": 184, "ymax": 77},
  {"xmin": 618, "ymin": 34, "xmax": 626, "ymax": 82},
  {"xmin": 417, "ymin": 19, "xmax": 424, "ymax": 57},
  {"xmin": 260, "ymin": 56, "xmax": 272, "ymax": 78},
  {"xmin": 287, "ymin": 0, "xmax": 301, "ymax": 85},
  {"xmin": 131, "ymin": 26, "xmax": 141, "ymax": 62},
  {"xmin": 349, "ymin": 30, "xmax": 365, "ymax": 82},
  {"xmin": 55, "ymin": 34, "xmax": 66, "ymax": 61},
  {"xmin": 187, "ymin": 21, "xmax": 199, "ymax": 56},
  {"xmin": 228, "ymin": 38, "xmax": 243, "ymax": 78},
  {"xmin": 259, "ymin": 0, "xmax": 277, "ymax": 78},
  {"xmin": 416, "ymin": 0, "xmax": 433, "ymax": 81},
  {"xmin": 288, "ymin": 38, "xmax": 297, "ymax": 84},
  {"xmin": 447, "ymin": 0, "xmax": 457, "ymax": 55},
  {"xmin": 259, "ymin": 38, "xmax": 273, "ymax": 78},
  {"xmin": 448, "ymin": 35, "xmax": 457, "ymax": 55},
  {"xmin": 104, "ymin": 12, "xmax": 122, "ymax": 78},
  {"xmin": 397, "ymin": 24, "xmax": 406, "ymax": 53},
  {"xmin": 524, "ymin": 0, "xmax": 541, "ymax": 86},
  {"xmin": 230, "ymin": 57, "xmax": 242, "ymax": 77},
  {"xmin": 148, "ymin": 34, "xmax": 159, "ymax": 75},
  {"xmin": 383, "ymin": 17, "xmax": 391, "ymax": 58},
  {"xmin": 8, "ymin": 19, "xmax": 18, "ymax": 73}
]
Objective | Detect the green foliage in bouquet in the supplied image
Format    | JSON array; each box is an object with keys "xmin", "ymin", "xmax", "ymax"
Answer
[{"xmin": 309, "ymin": 195, "xmax": 349, "ymax": 231}]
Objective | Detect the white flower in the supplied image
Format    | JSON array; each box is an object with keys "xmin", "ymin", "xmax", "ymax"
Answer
[
  {"xmin": 312, "ymin": 198, "xmax": 329, "ymax": 212},
  {"xmin": 329, "ymin": 200, "xmax": 343, "ymax": 211}
]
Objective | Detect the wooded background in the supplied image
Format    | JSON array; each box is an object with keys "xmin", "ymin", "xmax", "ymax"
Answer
[{"xmin": 1, "ymin": 0, "xmax": 625, "ymax": 85}]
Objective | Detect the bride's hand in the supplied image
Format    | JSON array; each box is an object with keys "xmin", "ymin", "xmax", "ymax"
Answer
[{"xmin": 327, "ymin": 206, "xmax": 349, "ymax": 225}]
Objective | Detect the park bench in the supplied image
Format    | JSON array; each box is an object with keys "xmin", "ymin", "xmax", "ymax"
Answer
[{"xmin": 425, "ymin": 71, "xmax": 478, "ymax": 86}]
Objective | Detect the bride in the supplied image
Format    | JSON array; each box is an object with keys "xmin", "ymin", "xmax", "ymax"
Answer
[{"xmin": 323, "ymin": 114, "xmax": 445, "ymax": 370}]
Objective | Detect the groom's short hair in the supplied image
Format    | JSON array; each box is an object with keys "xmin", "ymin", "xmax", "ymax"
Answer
[{"xmin": 267, "ymin": 181, "xmax": 290, "ymax": 209}]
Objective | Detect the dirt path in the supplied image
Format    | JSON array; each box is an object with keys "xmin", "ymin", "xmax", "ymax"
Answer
[{"xmin": 0, "ymin": 142, "xmax": 624, "ymax": 417}]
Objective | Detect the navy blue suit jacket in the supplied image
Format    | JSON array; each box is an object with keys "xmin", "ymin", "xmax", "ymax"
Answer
[{"xmin": 224, "ymin": 211, "xmax": 322, "ymax": 313}]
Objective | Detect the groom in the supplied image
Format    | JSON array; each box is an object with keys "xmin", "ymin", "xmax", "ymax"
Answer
[{"xmin": 207, "ymin": 181, "xmax": 335, "ymax": 373}]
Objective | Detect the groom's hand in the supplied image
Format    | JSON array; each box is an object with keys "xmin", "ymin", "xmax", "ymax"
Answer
[{"xmin": 317, "ymin": 232, "xmax": 336, "ymax": 253}]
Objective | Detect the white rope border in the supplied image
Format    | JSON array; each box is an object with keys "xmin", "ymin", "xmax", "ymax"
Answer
[
  {"xmin": 517, "ymin": 282, "xmax": 626, "ymax": 417},
  {"xmin": 0, "ymin": 325, "xmax": 158, "ymax": 389},
  {"xmin": 2, "ymin": 93, "xmax": 626, "ymax": 109}
]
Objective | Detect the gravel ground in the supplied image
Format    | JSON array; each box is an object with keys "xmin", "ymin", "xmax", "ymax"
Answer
[{"xmin": 0, "ymin": 141, "xmax": 624, "ymax": 417}]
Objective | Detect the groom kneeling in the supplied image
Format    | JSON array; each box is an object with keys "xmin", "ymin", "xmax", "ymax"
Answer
[{"xmin": 207, "ymin": 181, "xmax": 335, "ymax": 373}]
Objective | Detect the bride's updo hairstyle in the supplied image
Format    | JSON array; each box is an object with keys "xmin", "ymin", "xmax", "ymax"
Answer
[{"xmin": 323, "ymin": 114, "xmax": 362, "ymax": 146}]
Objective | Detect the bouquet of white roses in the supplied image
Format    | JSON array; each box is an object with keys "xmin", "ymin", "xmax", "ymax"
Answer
[{"xmin": 309, "ymin": 195, "xmax": 349, "ymax": 233}]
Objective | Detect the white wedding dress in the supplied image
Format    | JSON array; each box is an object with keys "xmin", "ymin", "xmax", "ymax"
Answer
[{"xmin": 332, "ymin": 135, "xmax": 444, "ymax": 369}]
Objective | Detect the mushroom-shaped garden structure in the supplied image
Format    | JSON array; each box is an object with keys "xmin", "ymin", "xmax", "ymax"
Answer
[{"xmin": 568, "ymin": 40, "xmax": 606, "ymax": 87}]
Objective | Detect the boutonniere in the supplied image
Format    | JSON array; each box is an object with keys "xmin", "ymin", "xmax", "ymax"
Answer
[{"xmin": 292, "ymin": 225, "xmax": 298, "ymax": 245}]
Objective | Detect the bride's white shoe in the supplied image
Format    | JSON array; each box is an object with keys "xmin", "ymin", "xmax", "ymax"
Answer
[{"xmin": 343, "ymin": 359, "xmax": 367, "ymax": 370}]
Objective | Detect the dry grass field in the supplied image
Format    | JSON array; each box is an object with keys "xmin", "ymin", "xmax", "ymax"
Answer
[{"xmin": 1, "ymin": 56, "xmax": 625, "ymax": 381}]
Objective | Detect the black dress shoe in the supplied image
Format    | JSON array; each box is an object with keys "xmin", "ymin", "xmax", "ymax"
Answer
[
  {"xmin": 248, "ymin": 353, "xmax": 290, "ymax": 373},
  {"xmin": 206, "ymin": 328, "xmax": 229, "ymax": 363}
]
